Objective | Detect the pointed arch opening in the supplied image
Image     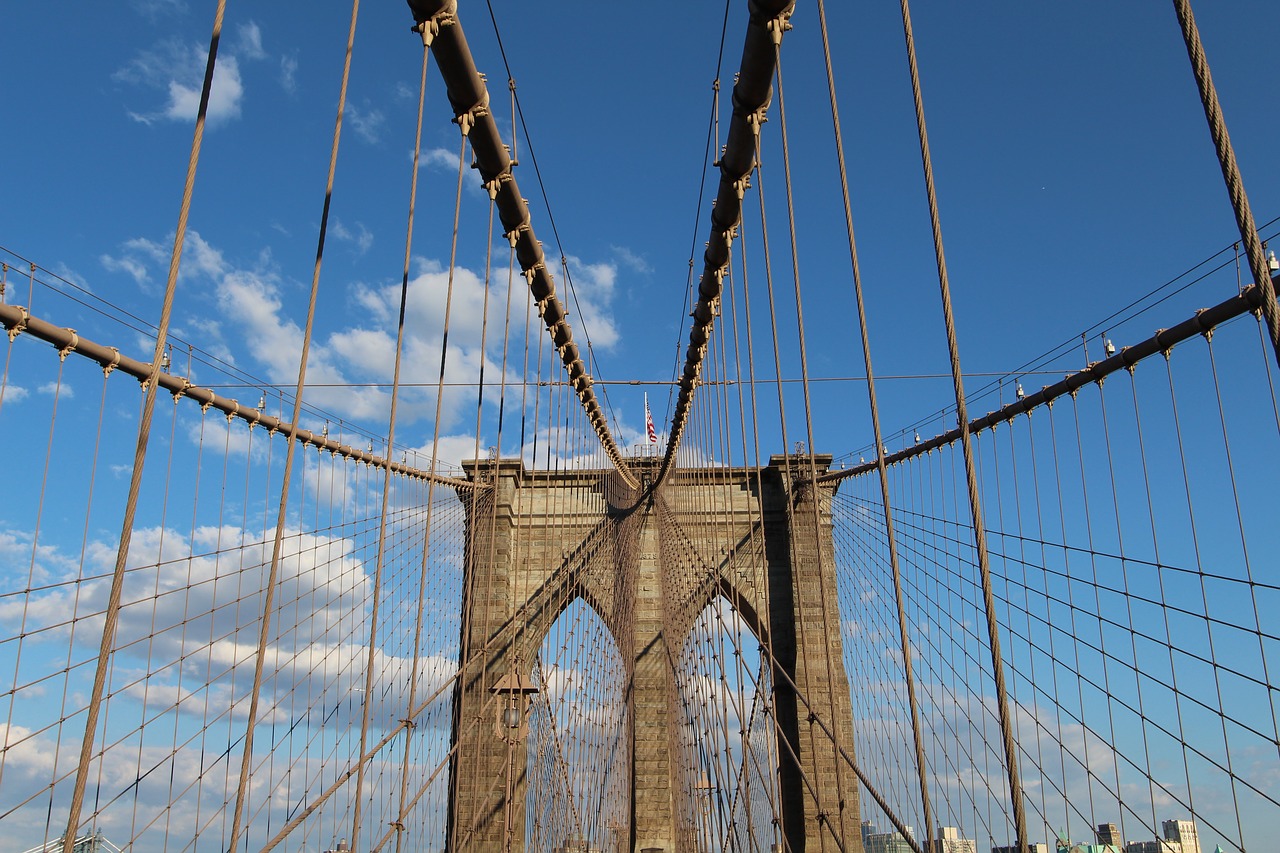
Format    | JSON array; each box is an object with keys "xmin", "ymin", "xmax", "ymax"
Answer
[
  {"xmin": 673, "ymin": 594, "xmax": 784, "ymax": 852},
  {"xmin": 524, "ymin": 596, "xmax": 629, "ymax": 852}
]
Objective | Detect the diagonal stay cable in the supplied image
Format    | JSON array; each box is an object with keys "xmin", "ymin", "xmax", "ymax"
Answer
[{"xmin": 62, "ymin": 4, "xmax": 226, "ymax": 850}]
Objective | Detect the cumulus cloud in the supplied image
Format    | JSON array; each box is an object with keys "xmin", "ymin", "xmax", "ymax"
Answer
[
  {"xmin": 347, "ymin": 101, "xmax": 385, "ymax": 144},
  {"xmin": 50, "ymin": 262, "xmax": 91, "ymax": 293},
  {"xmin": 279, "ymin": 53, "xmax": 299, "ymax": 94},
  {"xmin": 562, "ymin": 255, "xmax": 620, "ymax": 349},
  {"xmin": 37, "ymin": 381, "xmax": 73, "ymax": 400},
  {"xmin": 2, "ymin": 385, "xmax": 29, "ymax": 404},
  {"xmin": 131, "ymin": 0, "xmax": 185, "ymax": 20},
  {"xmin": 421, "ymin": 146, "xmax": 486, "ymax": 196},
  {"xmin": 611, "ymin": 245, "xmax": 652, "ymax": 275},
  {"xmin": 102, "ymin": 232, "xmax": 224, "ymax": 292},
  {"xmin": 104, "ymin": 232, "xmax": 624, "ymax": 445},
  {"xmin": 0, "ymin": 517, "xmax": 463, "ymax": 851},
  {"xmin": 235, "ymin": 21, "xmax": 266, "ymax": 61},
  {"xmin": 330, "ymin": 219, "xmax": 373, "ymax": 255},
  {"xmin": 115, "ymin": 39, "xmax": 245, "ymax": 126}
]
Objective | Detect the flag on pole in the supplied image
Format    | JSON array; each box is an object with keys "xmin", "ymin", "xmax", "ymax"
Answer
[{"xmin": 645, "ymin": 393, "xmax": 657, "ymax": 444}]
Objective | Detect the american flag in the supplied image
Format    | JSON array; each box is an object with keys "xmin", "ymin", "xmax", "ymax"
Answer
[{"xmin": 645, "ymin": 394, "xmax": 657, "ymax": 444}]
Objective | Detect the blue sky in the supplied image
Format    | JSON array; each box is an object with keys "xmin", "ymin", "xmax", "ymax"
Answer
[
  {"xmin": 2, "ymin": 2, "xmax": 1280, "ymax": 851},
  {"xmin": 4, "ymin": 1, "xmax": 1280, "ymax": 459}
]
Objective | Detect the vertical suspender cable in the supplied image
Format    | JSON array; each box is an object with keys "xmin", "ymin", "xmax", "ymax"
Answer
[
  {"xmin": 770, "ymin": 42, "xmax": 855, "ymax": 848},
  {"xmin": 1170, "ymin": 0, "xmax": 1280, "ymax": 370},
  {"xmin": 350, "ymin": 39, "xmax": 437, "ymax": 848},
  {"xmin": 814, "ymin": 2, "xmax": 936, "ymax": 845},
  {"xmin": 225, "ymin": 4, "xmax": 362, "ymax": 850},
  {"xmin": 62, "ymin": 4, "xmax": 227, "ymax": 851},
  {"xmin": 896, "ymin": 1, "xmax": 1029, "ymax": 849}
]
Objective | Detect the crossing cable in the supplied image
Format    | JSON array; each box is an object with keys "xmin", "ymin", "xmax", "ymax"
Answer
[
  {"xmin": 894, "ymin": 1, "xmax": 1030, "ymax": 849},
  {"xmin": 61, "ymin": 4, "xmax": 227, "ymax": 851},
  {"xmin": 812, "ymin": 1, "xmax": 936, "ymax": 844},
  {"xmin": 1171, "ymin": 0, "xmax": 1280, "ymax": 369},
  {"xmin": 393, "ymin": 104, "xmax": 499, "ymax": 853},
  {"xmin": 405, "ymin": 0, "xmax": 635, "ymax": 486},
  {"xmin": 749, "ymin": 99, "xmax": 846, "ymax": 853},
  {"xmin": 350, "ymin": 39, "xmax": 446, "ymax": 847},
  {"xmin": 659, "ymin": 0, "xmax": 796, "ymax": 486},
  {"xmin": 0, "ymin": 303, "xmax": 471, "ymax": 486},
  {"xmin": 726, "ymin": 185, "xmax": 792, "ymax": 848},
  {"xmin": 657, "ymin": 497, "xmax": 921, "ymax": 853},
  {"xmin": 225, "ymin": 5, "xmax": 364, "ymax": 849},
  {"xmin": 768, "ymin": 38, "xmax": 859, "ymax": 847},
  {"xmin": 817, "ymin": 281, "xmax": 1273, "ymax": 485},
  {"xmin": 478, "ymin": 0, "xmax": 625, "ymax": 438}
]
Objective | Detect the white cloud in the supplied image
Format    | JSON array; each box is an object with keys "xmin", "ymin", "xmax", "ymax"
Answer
[
  {"xmin": 611, "ymin": 245, "xmax": 652, "ymax": 275},
  {"xmin": 116, "ymin": 40, "xmax": 244, "ymax": 126},
  {"xmin": 279, "ymin": 53, "xmax": 299, "ymax": 94},
  {"xmin": 103, "ymin": 232, "xmax": 623, "ymax": 437},
  {"xmin": 423, "ymin": 147, "xmax": 460, "ymax": 171},
  {"xmin": 51, "ymin": 262, "xmax": 91, "ymax": 293},
  {"xmin": 2, "ymin": 385, "xmax": 29, "ymax": 404},
  {"xmin": 100, "ymin": 252, "xmax": 150, "ymax": 286},
  {"xmin": 102, "ymin": 232, "xmax": 224, "ymax": 292},
  {"xmin": 421, "ymin": 146, "xmax": 486, "ymax": 197},
  {"xmin": 347, "ymin": 102, "xmax": 385, "ymax": 144},
  {"xmin": 131, "ymin": 0, "xmax": 185, "ymax": 20},
  {"xmin": 562, "ymin": 255, "xmax": 620, "ymax": 349},
  {"xmin": 407, "ymin": 433, "xmax": 488, "ymax": 477},
  {"xmin": 0, "ymin": 518, "xmax": 462, "ymax": 852},
  {"xmin": 330, "ymin": 219, "xmax": 373, "ymax": 255},
  {"xmin": 37, "ymin": 381, "xmax": 73, "ymax": 400},
  {"xmin": 235, "ymin": 21, "xmax": 266, "ymax": 61}
]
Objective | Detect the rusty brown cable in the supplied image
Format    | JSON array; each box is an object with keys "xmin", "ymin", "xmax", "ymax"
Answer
[
  {"xmin": 1171, "ymin": 0, "xmax": 1280, "ymax": 369},
  {"xmin": 350, "ymin": 41, "xmax": 440, "ymax": 847},
  {"xmin": 225, "ymin": 3, "xmax": 363, "ymax": 849},
  {"xmin": 62, "ymin": 4, "xmax": 227, "ymax": 850},
  {"xmin": 897, "ymin": 0, "xmax": 1030, "ymax": 848},
  {"xmin": 814, "ymin": 0, "xmax": 936, "ymax": 844}
]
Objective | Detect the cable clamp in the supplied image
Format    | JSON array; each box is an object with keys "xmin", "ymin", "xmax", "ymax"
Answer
[
  {"xmin": 732, "ymin": 172, "xmax": 752, "ymax": 199},
  {"xmin": 504, "ymin": 222, "xmax": 530, "ymax": 249},
  {"xmin": 522, "ymin": 263, "xmax": 545, "ymax": 286},
  {"xmin": 482, "ymin": 172, "xmax": 510, "ymax": 201},
  {"xmin": 767, "ymin": 10, "xmax": 793, "ymax": 45},
  {"xmin": 412, "ymin": 1, "xmax": 456, "ymax": 48},
  {"xmin": 172, "ymin": 378, "xmax": 191, "ymax": 403},
  {"xmin": 745, "ymin": 103, "xmax": 770, "ymax": 135},
  {"xmin": 227, "ymin": 400, "xmax": 240, "ymax": 424},
  {"xmin": 6, "ymin": 307, "xmax": 28, "ymax": 342},
  {"xmin": 454, "ymin": 93, "xmax": 490, "ymax": 138},
  {"xmin": 102, "ymin": 347, "xmax": 121, "ymax": 377},
  {"xmin": 57, "ymin": 329, "xmax": 79, "ymax": 361}
]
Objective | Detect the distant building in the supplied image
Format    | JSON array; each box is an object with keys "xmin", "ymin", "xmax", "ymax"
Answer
[
  {"xmin": 1097, "ymin": 824, "xmax": 1122, "ymax": 846},
  {"xmin": 864, "ymin": 825, "xmax": 916, "ymax": 853},
  {"xmin": 1125, "ymin": 841, "xmax": 1180, "ymax": 853},
  {"xmin": 22, "ymin": 833, "xmax": 123, "ymax": 853},
  {"xmin": 322, "ymin": 841, "xmax": 350, "ymax": 853},
  {"xmin": 992, "ymin": 845, "xmax": 1049, "ymax": 853},
  {"xmin": 1162, "ymin": 820, "xmax": 1200, "ymax": 853},
  {"xmin": 930, "ymin": 826, "xmax": 977, "ymax": 853}
]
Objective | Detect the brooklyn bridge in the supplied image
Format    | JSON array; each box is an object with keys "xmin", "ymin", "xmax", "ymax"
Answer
[{"xmin": 1, "ymin": 1, "xmax": 1278, "ymax": 852}]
